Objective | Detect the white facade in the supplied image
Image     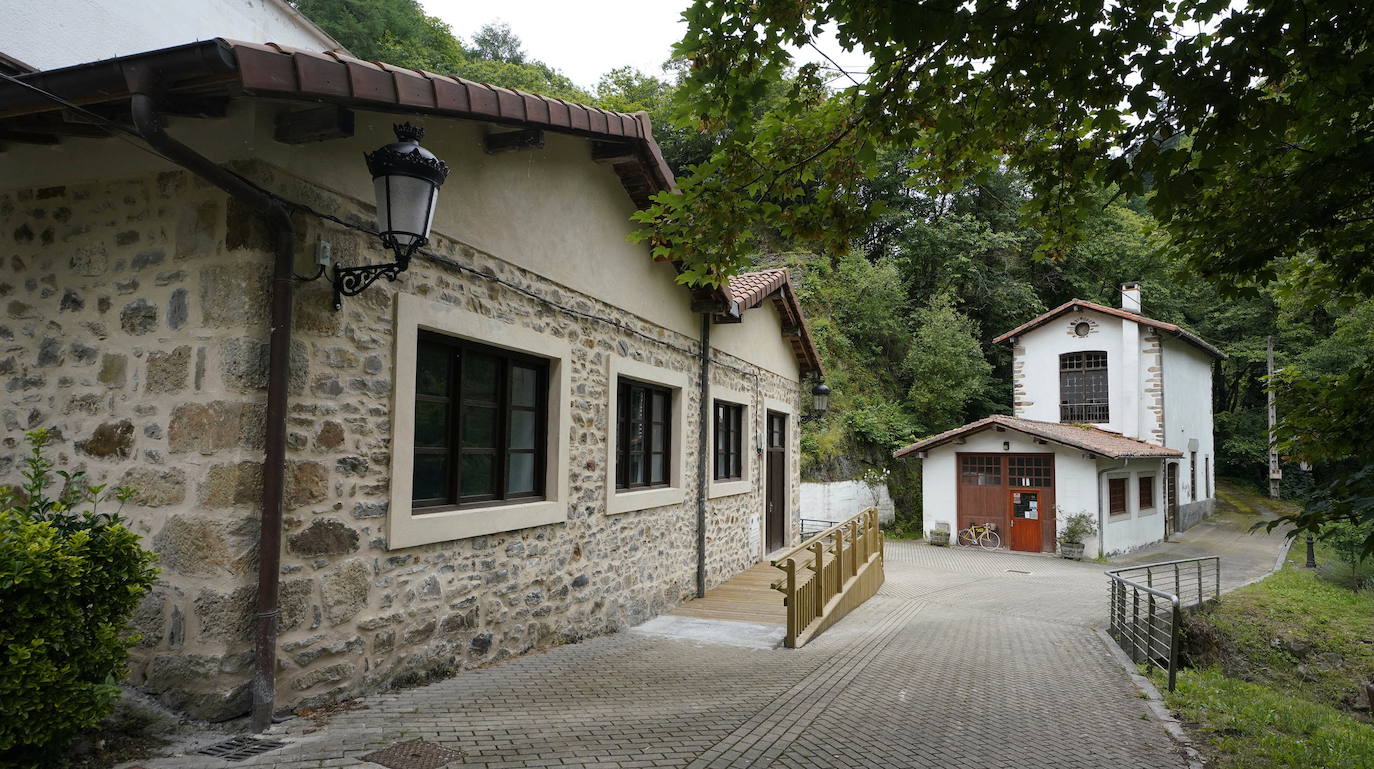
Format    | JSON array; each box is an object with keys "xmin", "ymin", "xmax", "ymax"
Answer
[
  {"xmin": 0, "ymin": 0, "xmax": 343, "ymax": 71},
  {"xmin": 910, "ymin": 285, "xmax": 1219, "ymax": 557}
]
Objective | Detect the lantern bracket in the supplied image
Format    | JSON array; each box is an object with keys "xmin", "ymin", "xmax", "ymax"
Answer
[{"xmin": 331, "ymin": 245, "xmax": 422, "ymax": 311}]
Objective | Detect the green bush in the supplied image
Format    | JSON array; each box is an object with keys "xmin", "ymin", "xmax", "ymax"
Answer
[{"xmin": 0, "ymin": 429, "xmax": 158, "ymax": 764}]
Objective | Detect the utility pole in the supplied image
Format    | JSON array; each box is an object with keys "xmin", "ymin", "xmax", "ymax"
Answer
[{"xmin": 1267, "ymin": 336, "xmax": 1281, "ymax": 499}]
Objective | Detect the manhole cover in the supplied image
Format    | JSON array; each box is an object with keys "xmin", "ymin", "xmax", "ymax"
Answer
[
  {"xmin": 1005, "ymin": 569, "xmax": 1031, "ymax": 574},
  {"xmin": 362, "ymin": 738, "xmax": 462, "ymax": 769},
  {"xmin": 196, "ymin": 736, "xmax": 287, "ymax": 761}
]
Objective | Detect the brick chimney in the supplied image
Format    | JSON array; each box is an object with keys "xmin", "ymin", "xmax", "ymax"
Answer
[{"xmin": 1121, "ymin": 281, "xmax": 1142, "ymax": 313}]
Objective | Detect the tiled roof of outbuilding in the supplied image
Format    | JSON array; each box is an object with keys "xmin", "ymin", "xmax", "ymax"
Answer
[
  {"xmin": 992, "ymin": 299, "xmax": 1225, "ymax": 359},
  {"xmin": 723, "ymin": 269, "xmax": 823, "ymax": 378},
  {"xmin": 892, "ymin": 415, "xmax": 1183, "ymax": 459}
]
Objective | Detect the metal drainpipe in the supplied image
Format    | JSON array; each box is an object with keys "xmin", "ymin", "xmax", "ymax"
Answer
[
  {"xmin": 696, "ymin": 313, "xmax": 710, "ymax": 598},
  {"xmin": 126, "ymin": 71, "xmax": 295, "ymax": 734},
  {"xmin": 1096, "ymin": 458, "xmax": 1128, "ymax": 558}
]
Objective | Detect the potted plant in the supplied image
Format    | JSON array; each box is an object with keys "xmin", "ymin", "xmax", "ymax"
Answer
[
  {"xmin": 1058, "ymin": 512, "xmax": 1097, "ymax": 560},
  {"xmin": 928, "ymin": 524, "xmax": 950, "ymax": 547}
]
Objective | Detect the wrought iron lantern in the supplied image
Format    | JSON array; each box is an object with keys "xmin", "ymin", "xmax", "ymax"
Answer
[
  {"xmin": 332, "ymin": 122, "xmax": 449, "ymax": 309},
  {"xmin": 801, "ymin": 381, "xmax": 831, "ymax": 424}
]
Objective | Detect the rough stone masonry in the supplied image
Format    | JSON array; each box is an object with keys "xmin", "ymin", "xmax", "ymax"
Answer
[{"xmin": 0, "ymin": 161, "xmax": 801, "ymax": 719}]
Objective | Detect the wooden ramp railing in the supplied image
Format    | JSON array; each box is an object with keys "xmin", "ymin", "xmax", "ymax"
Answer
[{"xmin": 771, "ymin": 508, "xmax": 885, "ymax": 648}]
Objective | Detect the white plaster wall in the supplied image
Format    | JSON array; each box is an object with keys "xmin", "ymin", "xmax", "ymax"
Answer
[
  {"xmin": 799, "ymin": 480, "xmax": 894, "ymax": 525},
  {"xmin": 0, "ymin": 0, "xmax": 341, "ymax": 71},
  {"xmin": 1161, "ymin": 338, "xmax": 1216, "ymax": 503},
  {"xmin": 918, "ymin": 430, "xmax": 1100, "ymax": 546},
  {"xmin": 1099, "ymin": 458, "xmax": 1169, "ymax": 556},
  {"xmin": 1013, "ymin": 308, "xmax": 1125, "ymax": 430},
  {"xmin": 0, "ymin": 104, "xmax": 804, "ymax": 382}
]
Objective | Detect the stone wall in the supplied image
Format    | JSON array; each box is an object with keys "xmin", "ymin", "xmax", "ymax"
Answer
[{"xmin": 0, "ymin": 162, "xmax": 801, "ymax": 719}]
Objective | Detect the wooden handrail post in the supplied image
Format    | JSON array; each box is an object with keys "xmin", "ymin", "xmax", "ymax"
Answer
[
  {"xmin": 784, "ymin": 558, "xmax": 797, "ymax": 647},
  {"xmin": 811, "ymin": 541, "xmax": 826, "ymax": 618},
  {"xmin": 848, "ymin": 520, "xmax": 859, "ymax": 577}
]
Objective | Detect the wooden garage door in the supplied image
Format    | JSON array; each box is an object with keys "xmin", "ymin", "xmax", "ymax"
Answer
[{"xmin": 956, "ymin": 453, "xmax": 1056, "ymax": 552}]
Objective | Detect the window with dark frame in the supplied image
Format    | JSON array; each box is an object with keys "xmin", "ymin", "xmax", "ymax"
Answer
[
  {"xmin": 412, "ymin": 332, "xmax": 548, "ymax": 510},
  {"xmin": 1059, "ymin": 351, "xmax": 1109, "ymax": 423},
  {"xmin": 959, "ymin": 455, "xmax": 1002, "ymax": 486},
  {"xmin": 616, "ymin": 379, "xmax": 672, "ymax": 490},
  {"xmin": 1138, "ymin": 475, "xmax": 1155, "ymax": 510},
  {"xmin": 1108, "ymin": 477, "xmax": 1128, "ymax": 515},
  {"xmin": 1007, "ymin": 455, "xmax": 1053, "ymax": 487},
  {"xmin": 713, "ymin": 400, "xmax": 744, "ymax": 481},
  {"xmin": 1190, "ymin": 450, "xmax": 1198, "ymax": 502}
]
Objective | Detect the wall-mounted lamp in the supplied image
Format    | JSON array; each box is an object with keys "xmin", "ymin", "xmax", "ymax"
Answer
[
  {"xmin": 800, "ymin": 381, "xmax": 831, "ymax": 424},
  {"xmin": 333, "ymin": 123, "xmax": 449, "ymax": 310}
]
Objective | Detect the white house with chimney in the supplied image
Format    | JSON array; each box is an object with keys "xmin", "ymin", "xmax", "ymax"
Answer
[{"xmin": 895, "ymin": 283, "xmax": 1223, "ymax": 558}]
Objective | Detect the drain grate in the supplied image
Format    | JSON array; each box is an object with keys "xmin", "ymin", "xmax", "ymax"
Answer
[
  {"xmin": 362, "ymin": 738, "xmax": 462, "ymax": 769},
  {"xmin": 1005, "ymin": 569, "xmax": 1032, "ymax": 574},
  {"xmin": 196, "ymin": 736, "xmax": 287, "ymax": 761}
]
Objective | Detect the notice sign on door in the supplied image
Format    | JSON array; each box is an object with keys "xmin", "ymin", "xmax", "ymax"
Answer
[{"xmin": 1027, "ymin": 500, "xmax": 1038, "ymax": 520}]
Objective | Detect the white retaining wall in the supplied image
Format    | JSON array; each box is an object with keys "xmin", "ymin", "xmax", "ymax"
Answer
[{"xmin": 800, "ymin": 481, "xmax": 895, "ymax": 525}]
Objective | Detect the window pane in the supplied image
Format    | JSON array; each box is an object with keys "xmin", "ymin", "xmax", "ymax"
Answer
[
  {"xmin": 416, "ymin": 342, "xmax": 450, "ymax": 396},
  {"xmin": 511, "ymin": 365, "xmax": 538, "ymax": 408},
  {"xmin": 653, "ymin": 391, "xmax": 667, "ymax": 422},
  {"xmin": 463, "ymin": 353, "xmax": 499, "ymax": 400},
  {"xmin": 652, "ymin": 421, "xmax": 667, "ymax": 452},
  {"xmin": 412, "ymin": 453, "xmax": 447, "ymax": 502},
  {"xmin": 629, "ymin": 451, "xmax": 645, "ymax": 486},
  {"xmin": 462, "ymin": 405, "xmax": 496, "ymax": 448},
  {"xmin": 507, "ymin": 452, "xmax": 535, "ymax": 494},
  {"xmin": 460, "ymin": 453, "xmax": 495, "ymax": 496},
  {"xmin": 510, "ymin": 409, "xmax": 536, "ymax": 450},
  {"xmin": 414, "ymin": 401, "xmax": 449, "ymax": 448},
  {"xmin": 630, "ymin": 387, "xmax": 646, "ymax": 425},
  {"xmin": 651, "ymin": 453, "xmax": 666, "ymax": 484}
]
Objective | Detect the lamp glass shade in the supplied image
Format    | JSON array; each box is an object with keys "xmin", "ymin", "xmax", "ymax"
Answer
[
  {"xmin": 811, "ymin": 383, "xmax": 830, "ymax": 414},
  {"xmin": 375, "ymin": 174, "xmax": 439, "ymax": 248}
]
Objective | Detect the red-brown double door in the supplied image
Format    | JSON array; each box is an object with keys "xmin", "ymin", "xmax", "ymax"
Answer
[{"xmin": 956, "ymin": 453, "xmax": 1056, "ymax": 552}]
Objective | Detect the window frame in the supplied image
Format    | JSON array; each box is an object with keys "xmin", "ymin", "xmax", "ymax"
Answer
[
  {"xmin": 1059, "ymin": 351, "xmax": 1110, "ymax": 423},
  {"xmin": 412, "ymin": 331, "xmax": 549, "ymax": 512},
  {"xmin": 713, "ymin": 400, "xmax": 744, "ymax": 482},
  {"xmin": 1108, "ymin": 477, "xmax": 1129, "ymax": 517},
  {"xmin": 389, "ymin": 294, "xmax": 571, "ymax": 550},
  {"xmin": 709, "ymin": 385, "xmax": 755, "ymax": 499},
  {"xmin": 1190, "ymin": 450, "xmax": 1198, "ymax": 502},
  {"xmin": 1137, "ymin": 474, "xmax": 1156, "ymax": 514},
  {"xmin": 605, "ymin": 357, "xmax": 689, "ymax": 515},
  {"xmin": 616, "ymin": 379, "xmax": 673, "ymax": 491}
]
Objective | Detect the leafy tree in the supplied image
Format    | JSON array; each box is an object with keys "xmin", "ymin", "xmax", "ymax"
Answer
[
  {"xmin": 470, "ymin": 22, "xmax": 526, "ymax": 64},
  {"xmin": 903, "ymin": 293, "xmax": 994, "ymax": 435}
]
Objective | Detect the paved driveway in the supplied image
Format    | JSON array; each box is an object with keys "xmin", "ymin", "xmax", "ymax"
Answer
[{"xmin": 136, "ymin": 540, "xmax": 1208, "ymax": 769}]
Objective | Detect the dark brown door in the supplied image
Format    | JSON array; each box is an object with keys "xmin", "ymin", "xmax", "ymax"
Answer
[
  {"xmin": 1166, "ymin": 462, "xmax": 1179, "ymax": 536},
  {"xmin": 766, "ymin": 411, "xmax": 787, "ymax": 552}
]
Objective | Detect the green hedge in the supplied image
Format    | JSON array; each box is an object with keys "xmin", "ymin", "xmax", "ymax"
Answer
[{"xmin": 0, "ymin": 430, "xmax": 158, "ymax": 764}]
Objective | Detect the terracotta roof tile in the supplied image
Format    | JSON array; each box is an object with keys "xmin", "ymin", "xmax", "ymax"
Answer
[
  {"xmin": 893, "ymin": 416, "xmax": 1183, "ymax": 459},
  {"xmin": 723, "ymin": 269, "xmax": 823, "ymax": 378},
  {"xmin": 993, "ymin": 299, "xmax": 1225, "ymax": 359}
]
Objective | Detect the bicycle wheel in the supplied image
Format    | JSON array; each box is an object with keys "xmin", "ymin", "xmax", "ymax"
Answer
[
  {"xmin": 979, "ymin": 529, "xmax": 1002, "ymax": 550},
  {"xmin": 957, "ymin": 528, "xmax": 978, "ymax": 547}
]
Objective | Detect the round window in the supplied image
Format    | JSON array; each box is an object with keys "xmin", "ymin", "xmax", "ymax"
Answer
[{"xmin": 1074, "ymin": 321, "xmax": 1092, "ymax": 337}]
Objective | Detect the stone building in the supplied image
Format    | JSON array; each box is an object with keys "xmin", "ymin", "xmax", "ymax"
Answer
[
  {"xmin": 0, "ymin": 39, "xmax": 823, "ymax": 720},
  {"xmin": 896, "ymin": 284, "xmax": 1222, "ymax": 558}
]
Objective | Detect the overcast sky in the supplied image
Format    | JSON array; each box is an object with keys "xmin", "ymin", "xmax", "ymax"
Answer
[{"xmin": 421, "ymin": 0, "xmax": 870, "ymax": 91}]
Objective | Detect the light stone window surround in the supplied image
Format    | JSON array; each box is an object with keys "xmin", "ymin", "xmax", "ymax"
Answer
[
  {"xmin": 708, "ymin": 384, "xmax": 754, "ymax": 499},
  {"xmin": 388, "ymin": 292, "xmax": 573, "ymax": 549},
  {"xmin": 762, "ymin": 396, "xmax": 796, "ymax": 555},
  {"xmin": 606, "ymin": 356, "xmax": 690, "ymax": 515}
]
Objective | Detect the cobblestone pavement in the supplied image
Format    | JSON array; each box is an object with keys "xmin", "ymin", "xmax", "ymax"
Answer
[{"xmin": 133, "ymin": 543, "xmax": 1196, "ymax": 769}]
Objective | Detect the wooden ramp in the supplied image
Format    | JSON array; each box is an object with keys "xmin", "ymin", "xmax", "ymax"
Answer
[{"xmin": 669, "ymin": 562, "xmax": 786, "ymax": 626}]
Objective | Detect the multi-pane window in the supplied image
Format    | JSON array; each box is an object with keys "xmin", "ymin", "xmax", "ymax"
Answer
[
  {"xmin": 713, "ymin": 401, "xmax": 744, "ymax": 481},
  {"xmin": 1060, "ymin": 351, "xmax": 1109, "ymax": 423},
  {"xmin": 412, "ymin": 333, "xmax": 547, "ymax": 510},
  {"xmin": 1190, "ymin": 451, "xmax": 1198, "ymax": 501},
  {"xmin": 1108, "ymin": 478, "xmax": 1128, "ymax": 515},
  {"xmin": 959, "ymin": 455, "xmax": 1002, "ymax": 486},
  {"xmin": 616, "ymin": 379, "xmax": 671, "ymax": 489},
  {"xmin": 1138, "ymin": 475, "xmax": 1155, "ymax": 510},
  {"xmin": 1008, "ymin": 455, "xmax": 1053, "ymax": 487}
]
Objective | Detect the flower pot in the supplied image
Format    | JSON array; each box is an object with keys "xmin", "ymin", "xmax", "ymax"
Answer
[
  {"xmin": 1060, "ymin": 541, "xmax": 1086, "ymax": 560},
  {"xmin": 929, "ymin": 530, "xmax": 950, "ymax": 547}
]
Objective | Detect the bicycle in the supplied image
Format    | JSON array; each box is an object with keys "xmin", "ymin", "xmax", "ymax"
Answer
[{"xmin": 956, "ymin": 521, "xmax": 1002, "ymax": 550}]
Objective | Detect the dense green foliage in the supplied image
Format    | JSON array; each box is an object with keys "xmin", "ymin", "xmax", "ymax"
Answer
[{"xmin": 0, "ymin": 431, "xmax": 158, "ymax": 765}]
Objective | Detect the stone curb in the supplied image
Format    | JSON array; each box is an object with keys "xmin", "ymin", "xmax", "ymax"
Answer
[{"xmin": 1093, "ymin": 627, "xmax": 1206, "ymax": 769}]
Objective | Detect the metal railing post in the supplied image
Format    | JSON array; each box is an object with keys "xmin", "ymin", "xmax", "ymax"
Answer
[
  {"xmin": 1131, "ymin": 588, "xmax": 1141, "ymax": 662},
  {"xmin": 1168, "ymin": 600, "xmax": 1181, "ymax": 691}
]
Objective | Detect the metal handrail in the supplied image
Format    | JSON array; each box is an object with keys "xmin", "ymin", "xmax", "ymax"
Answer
[{"xmin": 1105, "ymin": 556, "xmax": 1220, "ymax": 691}]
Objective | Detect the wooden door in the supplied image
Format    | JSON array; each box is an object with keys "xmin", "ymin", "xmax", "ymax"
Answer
[
  {"xmin": 1166, "ymin": 463, "xmax": 1179, "ymax": 536},
  {"xmin": 1009, "ymin": 489, "xmax": 1042, "ymax": 552},
  {"xmin": 765, "ymin": 411, "xmax": 787, "ymax": 552}
]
